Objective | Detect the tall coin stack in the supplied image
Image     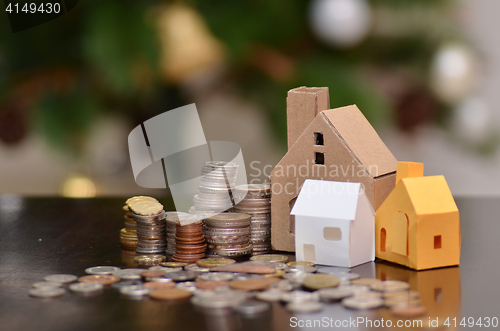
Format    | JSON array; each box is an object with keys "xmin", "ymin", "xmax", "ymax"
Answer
[
  {"xmin": 233, "ymin": 184, "xmax": 272, "ymax": 255},
  {"xmin": 130, "ymin": 200, "xmax": 167, "ymax": 255},
  {"xmin": 189, "ymin": 161, "xmax": 239, "ymax": 217},
  {"xmin": 173, "ymin": 218, "xmax": 206, "ymax": 263},
  {"xmin": 121, "ymin": 196, "xmax": 159, "ymax": 250},
  {"xmin": 204, "ymin": 213, "xmax": 252, "ymax": 259},
  {"xmin": 165, "ymin": 211, "xmax": 190, "ymax": 256}
]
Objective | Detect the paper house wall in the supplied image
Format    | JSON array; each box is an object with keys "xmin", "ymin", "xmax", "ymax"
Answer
[
  {"xmin": 291, "ymin": 179, "xmax": 375, "ymax": 268},
  {"xmin": 375, "ymin": 162, "xmax": 461, "ymax": 270},
  {"xmin": 271, "ymin": 87, "xmax": 397, "ymax": 252}
]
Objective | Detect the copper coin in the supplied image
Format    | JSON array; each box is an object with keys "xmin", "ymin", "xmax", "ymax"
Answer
[
  {"xmin": 229, "ymin": 279, "xmax": 271, "ymax": 291},
  {"xmin": 149, "ymin": 288, "xmax": 193, "ymax": 301},
  {"xmin": 78, "ymin": 275, "xmax": 120, "ymax": 286},
  {"xmin": 195, "ymin": 280, "xmax": 228, "ymax": 290},
  {"xmin": 144, "ymin": 281, "xmax": 175, "ymax": 290},
  {"xmin": 140, "ymin": 270, "xmax": 166, "ymax": 278},
  {"xmin": 212, "ymin": 262, "xmax": 275, "ymax": 274}
]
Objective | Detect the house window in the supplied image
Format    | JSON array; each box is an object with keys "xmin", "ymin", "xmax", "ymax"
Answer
[
  {"xmin": 315, "ymin": 152, "xmax": 325, "ymax": 165},
  {"xmin": 303, "ymin": 243, "xmax": 317, "ymax": 262},
  {"xmin": 434, "ymin": 288, "xmax": 443, "ymax": 302},
  {"xmin": 380, "ymin": 228, "xmax": 387, "ymax": 252},
  {"xmin": 434, "ymin": 235, "xmax": 442, "ymax": 249},
  {"xmin": 314, "ymin": 132, "xmax": 324, "ymax": 145},
  {"xmin": 323, "ymin": 227, "xmax": 342, "ymax": 241}
]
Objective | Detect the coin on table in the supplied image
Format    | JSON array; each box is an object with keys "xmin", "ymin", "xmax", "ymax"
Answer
[
  {"xmin": 286, "ymin": 266, "xmax": 317, "ymax": 273},
  {"xmin": 229, "ymin": 279, "xmax": 271, "ymax": 292},
  {"xmin": 303, "ymin": 274, "xmax": 340, "ymax": 290},
  {"xmin": 287, "ymin": 261, "xmax": 315, "ymax": 268},
  {"xmin": 195, "ymin": 280, "xmax": 229, "ymax": 290},
  {"xmin": 85, "ymin": 266, "xmax": 121, "ymax": 275},
  {"xmin": 29, "ymin": 287, "xmax": 66, "ymax": 298},
  {"xmin": 144, "ymin": 281, "xmax": 175, "ymax": 290},
  {"xmin": 32, "ymin": 281, "xmax": 63, "ymax": 289},
  {"xmin": 167, "ymin": 271, "xmax": 201, "ymax": 282},
  {"xmin": 264, "ymin": 270, "xmax": 286, "ymax": 278},
  {"xmin": 281, "ymin": 290, "xmax": 320, "ymax": 303},
  {"xmin": 44, "ymin": 274, "xmax": 78, "ymax": 284},
  {"xmin": 78, "ymin": 275, "xmax": 120, "ymax": 286},
  {"xmin": 69, "ymin": 283, "xmax": 104, "ymax": 294},
  {"xmin": 351, "ymin": 278, "xmax": 383, "ymax": 286},
  {"xmin": 149, "ymin": 266, "xmax": 183, "ymax": 273},
  {"xmin": 342, "ymin": 295, "xmax": 383, "ymax": 310},
  {"xmin": 113, "ymin": 269, "xmax": 144, "ymax": 280},
  {"xmin": 160, "ymin": 262, "xmax": 187, "ymax": 268},
  {"xmin": 196, "ymin": 258, "xmax": 236, "ymax": 268},
  {"xmin": 112, "ymin": 281, "xmax": 144, "ymax": 290},
  {"xmin": 175, "ymin": 281, "xmax": 198, "ymax": 292},
  {"xmin": 134, "ymin": 255, "xmax": 166, "ymax": 266},
  {"xmin": 371, "ymin": 280, "xmax": 410, "ymax": 292},
  {"xmin": 256, "ymin": 289, "xmax": 286, "ymax": 302},
  {"xmin": 334, "ymin": 272, "xmax": 360, "ymax": 281},
  {"xmin": 120, "ymin": 285, "xmax": 151, "ymax": 297},
  {"xmin": 130, "ymin": 200, "xmax": 164, "ymax": 216},
  {"xmin": 184, "ymin": 264, "xmax": 211, "ymax": 273},
  {"xmin": 390, "ymin": 303, "xmax": 427, "ymax": 318},
  {"xmin": 149, "ymin": 288, "xmax": 193, "ymax": 301},
  {"xmin": 250, "ymin": 254, "xmax": 289, "ymax": 263},
  {"xmin": 286, "ymin": 301, "xmax": 324, "ymax": 313},
  {"xmin": 198, "ymin": 272, "xmax": 234, "ymax": 282},
  {"xmin": 318, "ymin": 286, "xmax": 358, "ymax": 302},
  {"xmin": 140, "ymin": 270, "xmax": 166, "ymax": 278},
  {"xmin": 233, "ymin": 300, "xmax": 271, "ymax": 315}
]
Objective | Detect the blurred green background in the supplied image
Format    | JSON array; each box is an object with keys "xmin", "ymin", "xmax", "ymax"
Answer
[{"xmin": 0, "ymin": 0, "xmax": 499, "ymax": 196}]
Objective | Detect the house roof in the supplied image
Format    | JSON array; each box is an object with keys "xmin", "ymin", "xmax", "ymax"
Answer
[
  {"xmin": 291, "ymin": 179, "xmax": 374, "ymax": 220},
  {"xmin": 321, "ymin": 105, "xmax": 397, "ymax": 177},
  {"xmin": 401, "ymin": 175, "xmax": 458, "ymax": 215}
]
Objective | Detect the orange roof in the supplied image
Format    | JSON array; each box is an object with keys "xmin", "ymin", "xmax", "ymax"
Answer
[{"xmin": 401, "ymin": 175, "xmax": 458, "ymax": 215}]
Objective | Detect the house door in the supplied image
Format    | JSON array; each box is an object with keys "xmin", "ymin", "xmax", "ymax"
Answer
[{"xmin": 392, "ymin": 211, "xmax": 409, "ymax": 256}]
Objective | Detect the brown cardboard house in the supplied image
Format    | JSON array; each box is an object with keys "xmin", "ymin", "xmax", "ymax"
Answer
[{"xmin": 270, "ymin": 87, "xmax": 398, "ymax": 252}]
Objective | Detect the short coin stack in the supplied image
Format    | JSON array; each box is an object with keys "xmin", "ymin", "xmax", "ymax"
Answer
[
  {"xmin": 189, "ymin": 161, "xmax": 239, "ymax": 217},
  {"xmin": 173, "ymin": 217, "xmax": 206, "ymax": 263},
  {"xmin": 233, "ymin": 184, "xmax": 272, "ymax": 255},
  {"xmin": 204, "ymin": 213, "xmax": 252, "ymax": 259},
  {"xmin": 120, "ymin": 196, "xmax": 159, "ymax": 250},
  {"xmin": 130, "ymin": 200, "xmax": 167, "ymax": 254},
  {"xmin": 165, "ymin": 211, "xmax": 190, "ymax": 256}
]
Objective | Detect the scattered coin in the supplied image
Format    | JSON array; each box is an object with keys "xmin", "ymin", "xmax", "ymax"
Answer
[
  {"xmin": 85, "ymin": 266, "xmax": 121, "ymax": 275},
  {"xmin": 233, "ymin": 300, "xmax": 271, "ymax": 315},
  {"xmin": 281, "ymin": 290, "xmax": 320, "ymax": 303},
  {"xmin": 113, "ymin": 269, "xmax": 144, "ymax": 280},
  {"xmin": 342, "ymin": 295, "xmax": 384, "ymax": 310},
  {"xmin": 160, "ymin": 262, "xmax": 187, "ymax": 268},
  {"xmin": 191, "ymin": 290, "xmax": 247, "ymax": 309},
  {"xmin": 198, "ymin": 272, "xmax": 234, "ymax": 282},
  {"xmin": 69, "ymin": 283, "xmax": 104, "ymax": 294},
  {"xmin": 149, "ymin": 266, "xmax": 183, "ymax": 273},
  {"xmin": 134, "ymin": 255, "xmax": 166, "ymax": 266},
  {"xmin": 78, "ymin": 275, "xmax": 120, "ymax": 286},
  {"xmin": 32, "ymin": 281, "xmax": 63, "ymax": 289},
  {"xmin": 256, "ymin": 289, "xmax": 286, "ymax": 302},
  {"xmin": 318, "ymin": 286, "xmax": 357, "ymax": 302},
  {"xmin": 120, "ymin": 285, "xmax": 151, "ymax": 297},
  {"xmin": 195, "ymin": 280, "xmax": 229, "ymax": 290},
  {"xmin": 250, "ymin": 254, "xmax": 289, "ymax": 263},
  {"xmin": 286, "ymin": 266, "xmax": 317, "ymax": 273},
  {"xmin": 286, "ymin": 301, "xmax": 324, "ymax": 313},
  {"xmin": 112, "ymin": 281, "xmax": 144, "ymax": 290},
  {"xmin": 44, "ymin": 274, "xmax": 78, "ymax": 284},
  {"xmin": 196, "ymin": 258, "xmax": 236, "ymax": 268},
  {"xmin": 229, "ymin": 279, "xmax": 271, "ymax": 291},
  {"xmin": 140, "ymin": 270, "xmax": 166, "ymax": 278},
  {"xmin": 175, "ymin": 282, "xmax": 198, "ymax": 292},
  {"xmin": 149, "ymin": 288, "xmax": 193, "ymax": 301},
  {"xmin": 371, "ymin": 280, "xmax": 410, "ymax": 292},
  {"xmin": 212, "ymin": 262, "xmax": 276, "ymax": 274},
  {"xmin": 184, "ymin": 264, "xmax": 211, "ymax": 272},
  {"xmin": 144, "ymin": 281, "xmax": 176, "ymax": 290},
  {"xmin": 287, "ymin": 261, "xmax": 315, "ymax": 267},
  {"xmin": 303, "ymin": 274, "xmax": 340, "ymax": 290},
  {"xmin": 29, "ymin": 287, "xmax": 66, "ymax": 298},
  {"xmin": 167, "ymin": 271, "xmax": 200, "ymax": 282}
]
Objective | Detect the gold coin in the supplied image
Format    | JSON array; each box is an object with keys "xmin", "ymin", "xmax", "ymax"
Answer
[
  {"xmin": 229, "ymin": 279, "xmax": 271, "ymax": 291},
  {"xmin": 125, "ymin": 196, "xmax": 158, "ymax": 207},
  {"xmin": 196, "ymin": 258, "xmax": 236, "ymax": 268},
  {"xmin": 250, "ymin": 254, "xmax": 289, "ymax": 263},
  {"xmin": 303, "ymin": 274, "xmax": 340, "ymax": 290},
  {"xmin": 134, "ymin": 255, "xmax": 166, "ymax": 265},
  {"xmin": 78, "ymin": 275, "xmax": 120, "ymax": 286},
  {"xmin": 264, "ymin": 270, "xmax": 286, "ymax": 278},
  {"xmin": 149, "ymin": 288, "xmax": 192, "ymax": 301},
  {"xmin": 351, "ymin": 278, "xmax": 383, "ymax": 286},
  {"xmin": 160, "ymin": 262, "xmax": 187, "ymax": 268},
  {"xmin": 130, "ymin": 201, "xmax": 163, "ymax": 216},
  {"xmin": 287, "ymin": 261, "xmax": 315, "ymax": 267}
]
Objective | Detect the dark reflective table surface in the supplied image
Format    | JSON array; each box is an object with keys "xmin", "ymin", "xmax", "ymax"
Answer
[{"xmin": 0, "ymin": 196, "xmax": 499, "ymax": 331}]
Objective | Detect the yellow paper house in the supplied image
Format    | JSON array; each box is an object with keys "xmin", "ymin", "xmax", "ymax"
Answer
[{"xmin": 375, "ymin": 162, "xmax": 461, "ymax": 270}]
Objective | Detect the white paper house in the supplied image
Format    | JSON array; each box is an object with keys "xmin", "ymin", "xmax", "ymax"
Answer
[{"xmin": 291, "ymin": 179, "xmax": 375, "ymax": 267}]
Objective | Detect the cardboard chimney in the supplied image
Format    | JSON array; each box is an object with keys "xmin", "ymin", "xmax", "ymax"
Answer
[
  {"xmin": 375, "ymin": 162, "xmax": 461, "ymax": 270},
  {"xmin": 270, "ymin": 87, "xmax": 398, "ymax": 252}
]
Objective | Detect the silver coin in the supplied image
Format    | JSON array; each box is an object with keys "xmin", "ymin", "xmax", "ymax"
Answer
[
  {"xmin": 149, "ymin": 266, "xmax": 183, "ymax": 273},
  {"xmin": 342, "ymin": 295, "xmax": 384, "ymax": 309},
  {"xmin": 85, "ymin": 266, "xmax": 121, "ymax": 275},
  {"xmin": 281, "ymin": 291, "xmax": 320, "ymax": 303},
  {"xmin": 29, "ymin": 287, "xmax": 66, "ymax": 298},
  {"xmin": 120, "ymin": 285, "xmax": 151, "ymax": 296},
  {"xmin": 184, "ymin": 264, "xmax": 210, "ymax": 272},
  {"xmin": 44, "ymin": 274, "xmax": 78, "ymax": 283},
  {"xmin": 272, "ymin": 280, "xmax": 293, "ymax": 292},
  {"xmin": 113, "ymin": 268, "xmax": 145, "ymax": 280},
  {"xmin": 112, "ymin": 281, "xmax": 144, "ymax": 290},
  {"xmin": 192, "ymin": 290, "xmax": 246, "ymax": 308},
  {"xmin": 286, "ymin": 301, "xmax": 324, "ymax": 313},
  {"xmin": 233, "ymin": 300, "xmax": 271, "ymax": 315},
  {"xmin": 175, "ymin": 281, "xmax": 198, "ymax": 292},
  {"xmin": 198, "ymin": 272, "xmax": 234, "ymax": 282},
  {"xmin": 32, "ymin": 281, "xmax": 63, "ymax": 289},
  {"xmin": 286, "ymin": 266, "xmax": 317, "ymax": 273},
  {"xmin": 283, "ymin": 271, "xmax": 310, "ymax": 284},
  {"xmin": 318, "ymin": 286, "xmax": 356, "ymax": 302},
  {"xmin": 256, "ymin": 290, "xmax": 286, "ymax": 302},
  {"xmin": 168, "ymin": 271, "xmax": 200, "ymax": 282},
  {"xmin": 69, "ymin": 283, "xmax": 104, "ymax": 294}
]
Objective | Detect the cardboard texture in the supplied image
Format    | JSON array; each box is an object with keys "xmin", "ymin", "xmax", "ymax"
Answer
[
  {"xmin": 291, "ymin": 179, "xmax": 375, "ymax": 267},
  {"xmin": 375, "ymin": 162, "xmax": 461, "ymax": 270},
  {"xmin": 271, "ymin": 87, "xmax": 397, "ymax": 252},
  {"xmin": 376, "ymin": 263, "xmax": 461, "ymax": 329}
]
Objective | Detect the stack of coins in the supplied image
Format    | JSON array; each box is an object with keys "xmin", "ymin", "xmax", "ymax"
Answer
[
  {"xmin": 189, "ymin": 161, "xmax": 239, "ymax": 217},
  {"xmin": 120, "ymin": 196, "xmax": 159, "ymax": 250},
  {"xmin": 165, "ymin": 212, "xmax": 190, "ymax": 256},
  {"xmin": 130, "ymin": 200, "xmax": 167, "ymax": 254},
  {"xmin": 204, "ymin": 213, "xmax": 252, "ymax": 258},
  {"xmin": 233, "ymin": 184, "xmax": 272, "ymax": 255},
  {"xmin": 173, "ymin": 218, "xmax": 206, "ymax": 263}
]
